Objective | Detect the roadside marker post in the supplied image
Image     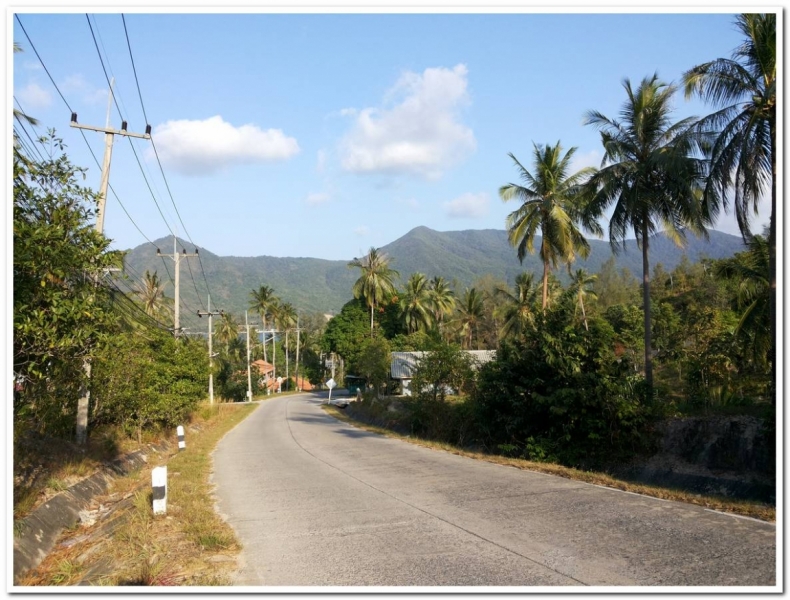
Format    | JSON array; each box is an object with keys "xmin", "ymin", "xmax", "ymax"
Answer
[
  {"xmin": 177, "ymin": 425, "xmax": 186, "ymax": 451},
  {"xmin": 152, "ymin": 466, "xmax": 167, "ymax": 515}
]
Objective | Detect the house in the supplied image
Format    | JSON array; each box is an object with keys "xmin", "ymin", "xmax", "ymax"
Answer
[{"xmin": 390, "ymin": 350, "xmax": 496, "ymax": 396}]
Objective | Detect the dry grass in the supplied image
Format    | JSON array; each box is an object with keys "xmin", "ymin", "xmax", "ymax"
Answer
[
  {"xmin": 17, "ymin": 402, "xmax": 257, "ymax": 587},
  {"xmin": 323, "ymin": 405, "xmax": 775, "ymax": 523}
]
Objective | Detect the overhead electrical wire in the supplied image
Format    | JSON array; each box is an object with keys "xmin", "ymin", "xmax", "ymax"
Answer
[
  {"xmin": 14, "ymin": 14, "xmax": 178, "ymax": 295},
  {"xmin": 121, "ymin": 13, "xmax": 217, "ymax": 306},
  {"xmin": 84, "ymin": 13, "xmax": 205, "ymax": 314}
]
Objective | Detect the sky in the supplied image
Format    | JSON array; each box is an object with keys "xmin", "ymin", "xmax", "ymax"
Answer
[{"xmin": 11, "ymin": 8, "xmax": 774, "ymax": 261}]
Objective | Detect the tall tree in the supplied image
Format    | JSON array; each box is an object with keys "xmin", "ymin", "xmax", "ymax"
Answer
[
  {"xmin": 683, "ymin": 13, "xmax": 776, "ymax": 376},
  {"xmin": 215, "ymin": 312, "xmax": 239, "ymax": 357},
  {"xmin": 499, "ymin": 142, "xmax": 599, "ymax": 311},
  {"xmin": 249, "ymin": 285, "xmax": 276, "ymax": 362},
  {"xmin": 584, "ymin": 74, "xmax": 710, "ymax": 388},
  {"xmin": 399, "ymin": 273, "xmax": 434, "ymax": 334},
  {"xmin": 454, "ymin": 287, "xmax": 486, "ymax": 350},
  {"xmin": 135, "ymin": 270, "xmax": 172, "ymax": 321},
  {"xmin": 348, "ymin": 247, "xmax": 399, "ymax": 335},
  {"xmin": 427, "ymin": 276, "xmax": 457, "ymax": 335},
  {"xmin": 495, "ymin": 272, "xmax": 540, "ymax": 340},
  {"xmin": 567, "ymin": 268, "xmax": 598, "ymax": 331}
]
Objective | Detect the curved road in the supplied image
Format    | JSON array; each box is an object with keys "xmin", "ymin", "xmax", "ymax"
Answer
[{"xmin": 212, "ymin": 392, "xmax": 776, "ymax": 588}]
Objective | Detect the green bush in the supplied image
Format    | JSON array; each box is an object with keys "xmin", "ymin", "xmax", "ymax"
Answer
[
  {"xmin": 91, "ymin": 329, "xmax": 208, "ymax": 438},
  {"xmin": 475, "ymin": 302, "xmax": 651, "ymax": 466}
]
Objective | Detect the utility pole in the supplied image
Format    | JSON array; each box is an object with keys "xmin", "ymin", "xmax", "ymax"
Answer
[
  {"xmin": 295, "ymin": 316, "xmax": 301, "ymax": 391},
  {"xmin": 158, "ymin": 236, "xmax": 198, "ymax": 338},
  {"xmin": 197, "ymin": 295, "xmax": 222, "ymax": 404},
  {"xmin": 71, "ymin": 82, "xmax": 151, "ymax": 445},
  {"xmin": 245, "ymin": 311, "xmax": 252, "ymax": 401},
  {"xmin": 285, "ymin": 328, "xmax": 289, "ymax": 389}
]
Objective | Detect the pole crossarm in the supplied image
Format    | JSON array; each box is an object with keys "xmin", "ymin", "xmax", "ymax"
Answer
[{"xmin": 70, "ymin": 120, "xmax": 151, "ymax": 140}]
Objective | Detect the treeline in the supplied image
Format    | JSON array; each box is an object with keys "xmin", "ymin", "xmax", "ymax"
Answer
[{"xmin": 13, "ymin": 134, "xmax": 208, "ymax": 443}]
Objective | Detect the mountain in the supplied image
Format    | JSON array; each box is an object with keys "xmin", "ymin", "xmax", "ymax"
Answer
[{"xmin": 121, "ymin": 228, "xmax": 745, "ymax": 331}]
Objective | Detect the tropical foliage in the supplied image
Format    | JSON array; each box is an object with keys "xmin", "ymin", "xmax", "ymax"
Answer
[
  {"xmin": 500, "ymin": 143, "xmax": 599, "ymax": 310},
  {"xmin": 584, "ymin": 74, "xmax": 711, "ymax": 388}
]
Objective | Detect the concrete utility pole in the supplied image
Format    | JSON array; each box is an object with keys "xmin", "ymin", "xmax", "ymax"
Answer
[
  {"xmin": 71, "ymin": 82, "xmax": 151, "ymax": 445},
  {"xmin": 158, "ymin": 236, "xmax": 198, "ymax": 338},
  {"xmin": 197, "ymin": 295, "xmax": 222, "ymax": 404},
  {"xmin": 295, "ymin": 316, "xmax": 301, "ymax": 391},
  {"xmin": 245, "ymin": 311, "xmax": 252, "ymax": 401}
]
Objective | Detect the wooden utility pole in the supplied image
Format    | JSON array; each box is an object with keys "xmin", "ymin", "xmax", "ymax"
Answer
[
  {"xmin": 158, "ymin": 236, "xmax": 198, "ymax": 338},
  {"xmin": 70, "ymin": 82, "xmax": 151, "ymax": 445},
  {"xmin": 197, "ymin": 295, "xmax": 222, "ymax": 404}
]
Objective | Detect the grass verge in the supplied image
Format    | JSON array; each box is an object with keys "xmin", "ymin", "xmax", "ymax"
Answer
[
  {"xmin": 17, "ymin": 402, "xmax": 257, "ymax": 586},
  {"xmin": 322, "ymin": 404, "xmax": 775, "ymax": 523}
]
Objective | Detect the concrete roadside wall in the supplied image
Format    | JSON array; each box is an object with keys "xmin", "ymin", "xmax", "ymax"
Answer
[{"xmin": 13, "ymin": 442, "xmax": 170, "ymax": 583}]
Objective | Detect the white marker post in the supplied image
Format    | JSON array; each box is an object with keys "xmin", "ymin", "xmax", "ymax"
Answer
[
  {"xmin": 152, "ymin": 466, "xmax": 167, "ymax": 515},
  {"xmin": 325, "ymin": 378, "xmax": 336, "ymax": 404},
  {"xmin": 177, "ymin": 425, "xmax": 186, "ymax": 451}
]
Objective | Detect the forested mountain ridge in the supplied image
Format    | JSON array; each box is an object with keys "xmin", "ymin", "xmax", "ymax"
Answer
[{"xmin": 121, "ymin": 227, "xmax": 745, "ymax": 327}]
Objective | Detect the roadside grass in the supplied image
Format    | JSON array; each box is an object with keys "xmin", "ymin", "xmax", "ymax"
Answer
[
  {"xmin": 322, "ymin": 404, "xmax": 775, "ymax": 523},
  {"xmin": 17, "ymin": 402, "xmax": 257, "ymax": 587}
]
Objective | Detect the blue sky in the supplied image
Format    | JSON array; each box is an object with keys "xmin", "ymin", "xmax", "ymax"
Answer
[{"xmin": 12, "ymin": 10, "xmax": 771, "ymax": 261}]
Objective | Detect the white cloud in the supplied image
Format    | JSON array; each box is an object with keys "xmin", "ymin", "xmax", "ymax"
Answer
[
  {"xmin": 16, "ymin": 82, "xmax": 52, "ymax": 110},
  {"xmin": 443, "ymin": 192, "xmax": 490, "ymax": 219},
  {"xmin": 151, "ymin": 115, "xmax": 300, "ymax": 176},
  {"xmin": 340, "ymin": 64, "xmax": 475, "ymax": 179},
  {"xmin": 354, "ymin": 226, "xmax": 370, "ymax": 237},
  {"xmin": 306, "ymin": 192, "xmax": 330, "ymax": 206}
]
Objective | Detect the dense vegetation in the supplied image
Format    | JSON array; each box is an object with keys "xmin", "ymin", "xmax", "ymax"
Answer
[{"xmin": 321, "ymin": 14, "xmax": 775, "ymax": 468}]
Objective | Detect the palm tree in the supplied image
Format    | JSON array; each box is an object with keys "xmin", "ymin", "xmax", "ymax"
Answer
[
  {"xmin": 216, "ymin": 312, "xmax": 239, "ymax": 357},
  {"xmin": 495, "ymin": 272, "xmax": 540, "ymax": 340},
  {"xmin": 249, "ymin": 285, "xmax": 277, "ymax": 362},
  {"xmin": 584, "ymin": 74, "xmax": 710, "ymax": 388},
  {"xmin": 715, "ymin": 234, "xmax": 771, "ymax": 371},
  {"xmin": 427, "ymin": 276, "xmax": 456, "ymax": 334},
  {"xmin": 13, "ymin": 44, "xmax": 38, "ymax": 127},
  {"xmin": 399, "ymin": 273, "xmax": 433, "ymax": 334},
  {"xmin": 567, "ymin": 268, "xmax": 598, "ymax": 331},
  {"xmin": 135, "ymin": 270, "xmax": 172, "ymax": 321},
  {"xmin": 683, "ymin": 13, "xmax": 776, "ymax": 370},
  {"xmin": 277, "ymin": 302, "xmax": 298, "ymax": 386},
  {"xmin": 348, "ymin": 247, "xmax": 399, "ymax": 335},
  {"xmin": 454, "ymin": 287, "xmax": 486, "ymax": 349},
  {"xmin": 499, "ymin": 142, "xmax": 599, "ymax": 312}
]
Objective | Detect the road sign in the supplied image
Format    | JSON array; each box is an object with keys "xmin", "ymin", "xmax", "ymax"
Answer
[{"xmin": 326, "ymin": 378, "xmax": 336, "ymax": 389}]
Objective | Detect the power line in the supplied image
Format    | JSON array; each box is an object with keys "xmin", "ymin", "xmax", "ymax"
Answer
[
  {"xmin": 15, "ymin": 15, "xmax": 173, "ymax": 284},
  {"xmin": 121, "ymin": 13, "xmax": 216, "ymax": 305}
]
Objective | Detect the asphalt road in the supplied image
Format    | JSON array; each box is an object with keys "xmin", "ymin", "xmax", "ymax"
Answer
[{"xmin": 211, "ymin": 392, "xmax": 776, "ymax": 588}]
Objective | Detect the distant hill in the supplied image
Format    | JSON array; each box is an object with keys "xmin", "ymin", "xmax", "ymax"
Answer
[{"xmin": 121, "ymin": 228, "xmax": 745, "ymax": 330}]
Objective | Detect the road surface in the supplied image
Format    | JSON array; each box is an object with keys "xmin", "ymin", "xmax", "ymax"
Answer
[{"xmin": 211, "ymin": 392, "xmax": 776, "ymax": 588}]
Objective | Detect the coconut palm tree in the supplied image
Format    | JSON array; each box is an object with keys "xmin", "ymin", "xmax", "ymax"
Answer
[
  {"xmin": 249, "ymin": 285, "xmax": 277, "ymax": 362},
  {"xmin": 499, "ymin": 142, "xmax": 599, "ymax": 312},
  {"xmin": 683, "ymin": 13, "xmax": 776, "ymax": 371},
  {"xmin": 495, "ymin": 272, "xmax": 540, "ymax": 340},
  {"xmin": 348, "ymin": 247, "xmax": 399, "ymax": 335},
  {"xmin": 715, "ymin": 234, "xmax": 771, "ymax": 371},
  {"xmin": 584, "ymin": 74, "xmax": 710, "ymax": 388},
  {"xmin": 276, "ymin": 302, "xmax": 298, "ymax": 387},
  {"xmin": 427, "ymin": 276, "xmax": 456, "ymax": 335},
  {"xmin": 135, "ymin": 270, "xmax": 172, "ymax": 321},
  {"xmin": 454, "ymin": 287, "xmax": 486, "ymax": 350},
  {"xmin": 567, "ymin": 268, "xmax": 598, "ymax": 331},
  {"xmin": 13, "ymin": 44, "xmax": 38, "ymax": 127},
  {"xmin": 215, "ymin": 312, "xmax": 239, "ymax": 357},
  {"xmin": 399, "ymin": 273, "xmax": 433, "ymax": 334}
]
